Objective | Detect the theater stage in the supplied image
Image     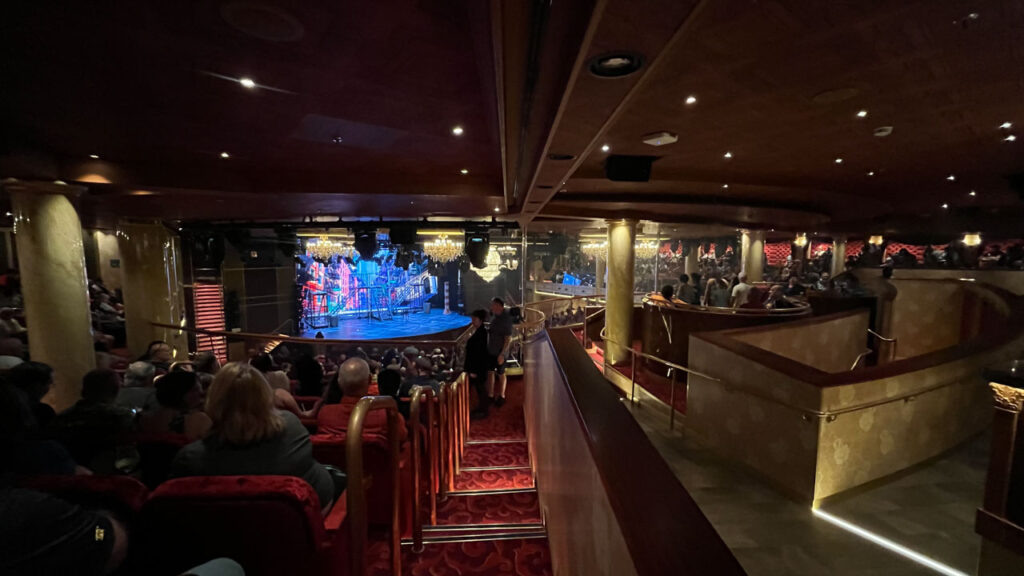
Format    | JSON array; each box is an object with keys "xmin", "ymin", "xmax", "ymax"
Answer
[{"xmin": 299, "ymin": 309, "xmax": 471, "ymax": 341}]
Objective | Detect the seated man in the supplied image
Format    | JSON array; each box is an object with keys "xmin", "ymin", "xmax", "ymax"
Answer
[
  {"xmin": 377, "ymin": 368, "xmax": 408, "ymax": 420},
  {"xmin": 317, "ymin": 358, "xmax": 407, "ymax": 444},
  {"xmin": 50, "ymin": 370, "xmax": 137, "ymax": 474},
  {"xmin": 115, "ymin": 361, "xmax": 158, "ymax": 411},
  {"xmin": 400, "ymin": 357, "xmax": 440, "ymax": 397},
  {"xmin": 765, "ymin": 285, "xmax": 797, "ymax": 310}
]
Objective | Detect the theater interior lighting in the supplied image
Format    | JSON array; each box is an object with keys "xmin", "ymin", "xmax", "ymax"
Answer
[
  {"xmin": 856, "ymin": 110, "xmax": 868, "ymax": 118},
  {"xmin": 460, "ymin": 169, "xmax": 469, "ymax": 175},
  {"xmin": 835, "ymin": 158, "xmax": 843, "ymax": 164},
  {"xmin": 794, "ymin": 233, "xmax": 808, "ymax": 247},
  {"xmin": 451, "ymin": 125, "xmax": 464, "ymax": 136},
  {"xmin": 220, "ymin": 152, "xmax": 230, "ymax": 159},
  {"xmin": 1005, "ymin": 135, "xmax": 1016, "ymax": 142},
  {"xmin": 89, "ymin": 154, "xmax": 99, "ymax": 159},
  {"xmin": 963, "ymin": 233, "xmax": 982, "ymax": 246},
  {"xmin": 723, "ymin": 151, "xmax": 733, "ymax": 159},
  {"xmin": 946, "ymin": 174, "xmax": 956, "ymax": 181},
  {"xmin": 722, "ymin": 184, "xmax": 729, "ymax": 189},
  {"xmin": 685, "ymin": 95, "xmax": 697, "ymax": 105},
  {"xmin": 811, "ymin": 509, "xmax": 968, "ymax": 576},
  {"xmin": 868, "ymin": 235, "xmax": 884, "ymax": 245},
  {"xmin": 942, "ymin": 203, "xmax": 949, "ymax": 209},
  {"xmin": 601, "ymin": 144, "xmax": 611, "ymax": 152},
  {"xmin": 239, "ymin": 77, "xmax": 256, "ymax": 89},
  {"xmin": 999, "ymin": 122, "xmax": 1012, "ymax": 129},
  {"xmin": 867, "ymin": 171, "xmax": 875, "ymax": 176},
  {"xmin": 969, "ymin": 190, "xmax": 976, "ymax": 196}
]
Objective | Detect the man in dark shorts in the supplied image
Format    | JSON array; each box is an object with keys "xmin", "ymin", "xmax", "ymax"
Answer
[{"xmin": 487, "ymin": 298, "xmax": 514, "ymax": 408}]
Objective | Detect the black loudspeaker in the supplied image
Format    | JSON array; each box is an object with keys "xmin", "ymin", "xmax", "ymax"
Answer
[
  {"xmin": 605, "ymin": 155, "xmax": 655, "ymax": 182},
  {"xmin": 353, "ymin": 228, "xmax": 378, "ymax": 259},
  {"xmin": 1008, "ymin": 173, "xmax": 1024, "ymax": 200},
  {"xmin": 465, "ymin": 231, "xmax": 490, "ymax": 269},
  {"xmin": 389, "ymin": 225, "xmax": 416, "ymax": 246}
]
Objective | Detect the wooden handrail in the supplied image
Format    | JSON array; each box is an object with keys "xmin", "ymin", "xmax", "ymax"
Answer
[
  {"xmin": 346, "ymin": 396, "xmax": 402, "ymax": 576},
  {"xmin": 409, "ymin": 385, "xmax": 436, "ymax": 552},
  {"xmin": 149, "ymin": 320, "xmax": 471, "ymax": 347}
]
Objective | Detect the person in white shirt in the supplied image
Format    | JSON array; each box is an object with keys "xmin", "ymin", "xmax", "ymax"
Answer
[
  {"xmin": 0, "ymin": 308, "xmax": 27, "ymax": 339},
  {"xmin": 731, "ymin": 273, "xmax": 753, "ymax": 308}
]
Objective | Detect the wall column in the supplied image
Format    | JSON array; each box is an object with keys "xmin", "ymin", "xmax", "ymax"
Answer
[
  {"xmin": 831, "ymin": 236, "xmax": 847, "ymax": 277},
  {"xmin": 117, "ymin": 220, "xmax": 188, "ymax": 360},
  {"xmin": 5, "ymin": 179, "xmax": 96, "ymax": 411},
  {"xmin": 595, "ymin": 255, "xmax": 606, "ymax": 296},
  {"xmin": 605, "ymin": 219, "xmax": 636, "ymax": 366},
  {"xmin": 684, "ymin": 247, "xmax": 699, "ymax": 276},
  {"xmin": 740, "ymin": 230, "xmax": 765, "ymax": 282}
]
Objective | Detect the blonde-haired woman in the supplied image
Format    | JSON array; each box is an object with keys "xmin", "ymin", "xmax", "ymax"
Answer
[{"xmin": 170, "ymin": 362, "xmax": 339, "ymax": 512}]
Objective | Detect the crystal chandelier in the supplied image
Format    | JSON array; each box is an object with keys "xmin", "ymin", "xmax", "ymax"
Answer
[
  {"xmin": 307, "ymin": 235, "xmax": 353, "ymax": 261},
  {"xmin": 474, "ymin": 247, "xmax": 504, "ymax": 282},
  {"xmin": 423, "ymin": 234, "xmax": 463, "ymax": 263},
  {"xmin": 635, "ymin": 240, "xmax": 658, "ymax": 259},
  {"xmin": 581, "ymin": 241, "xmax": 607, "ymax": 260}
]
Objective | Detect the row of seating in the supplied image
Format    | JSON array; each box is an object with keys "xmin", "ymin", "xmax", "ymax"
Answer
[{"xmin": 19, "ymin": 376, "xmax": 472, "ymax": 576}]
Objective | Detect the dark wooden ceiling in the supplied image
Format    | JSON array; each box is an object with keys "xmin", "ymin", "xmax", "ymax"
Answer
[{"xmin": 2, "ymin": 0, "xmax": 1023, "ymax": 235}]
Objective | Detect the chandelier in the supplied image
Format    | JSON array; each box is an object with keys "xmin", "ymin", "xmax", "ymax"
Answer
[
  {"xmin": 581, "ymin": 241, "xmax": 607, "ymax": 260},
  {"xmin": 307, "ymin": 235, "xmax": 353, "ymax": 261},
  {"xmin": 423, "ymin": 234, "xmax": 463, "ymax": 263},
  {"xmin": 635, "ymin": 240, "xmax": 658, "ymax": 259},
  {"xmin": 474, "ymin": 247, "xmax": 504, "ymax": 282}
]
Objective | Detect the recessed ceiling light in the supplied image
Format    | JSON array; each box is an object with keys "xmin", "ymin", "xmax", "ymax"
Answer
[
  {"xmin": 1005, "ymin": 135, "xmax": 1017, "ymax": 142},
  {"xmin": 722, "ymin": 184, "xmax": 729, "ymax": 189},
  {"xmin": 685, "ymin": 95, "xmax": 697, "ymax": 105},
  {"xmin": 89, "ymin": 154, "xmax": 99, "ymax": 159},
  {"xmin": 239, "ymin": 77, "xmax": 256, "ymax": 89},
  {"xmin": 460, "ymin": 169, "xmax": 469, "ymax": 175},
  {"xmin": 941, "ymin": 203, "xmax": 949, "ymax": 209},
  {"xmin": 969, "ymin": 190, "xmax": 977, "ymax": 196},
  {"xmin": 601, "ymin": 144, "xmax": 611, "ymax": 152},
  {"xmin": 856, "ymin": 110, "xmax": 868, "ymax": 118},
  {"xmin": 946, "ymin": 174, "xmax": 956, "ymax": 181},
  {"xmin": 220, "ymin": 152, "xmax": 230, "ymax": 159},
  {"xmin": 452, "ymin": 126, "xmax": 464, "ymax": 136},
  {"xmin": 999, "ymin": 122, "xmax": 1012, "ymax": 130},
  {"xmin": 835, "ymin": 158, "xmax": 843, "ymax": 164},
  {"xmin": 4, "ymin": 212, "xmax": 10, "ymax": 217},
  {"xmin": 723, "ymin": 151, "xmax": 733, "ymax": 159},
  {"xmin": 867, "ymin": 171, "xmax": 875, "ymax": 176},
  {"xmin": 588, "ymin": 52, "xmax": 644, "ymax": 78},
  {"xmin": 331, "ymin": 135, "xmax": 344, "ymax": 144},
  {"xmin": 493, "ymin": 207, "xmax": 500, "ymax": 213}
]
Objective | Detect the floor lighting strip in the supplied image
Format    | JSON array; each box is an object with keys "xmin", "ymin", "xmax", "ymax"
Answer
[{"xmin": 811, "ymin": 509, "xmax": 968, "ymax": 576}]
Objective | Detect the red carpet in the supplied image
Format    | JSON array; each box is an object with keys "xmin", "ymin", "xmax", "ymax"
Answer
[
  {"xmin": 368, "ymin": 537, "xmax": 552, "ymax": 576},
  {"xmin": 433, "ymin": 492, "xmax": 542, "ymax": 526},
  {"xmin": 454, "ymin": 468, "xmax": 535, "ymax": 492},
  {"xmin": 461, "ymin": 442, "xmax": 530, "ymax": 468},
  {"xmin": 469, "ymin": 384, "xmax": 527, "ymax": 441},
  {"xmin": 584, "ymin": 340, "xmax": 687, "ymax": 413}
]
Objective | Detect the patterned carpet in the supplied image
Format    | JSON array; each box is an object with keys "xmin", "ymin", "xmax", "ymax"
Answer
[{"xmin": 368, "ymin": 376, "xmax": 552, "ymax": 575}]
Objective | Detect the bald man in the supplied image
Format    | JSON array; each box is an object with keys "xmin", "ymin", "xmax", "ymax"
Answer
[{"xmin": 316, "ymin": 358, "xmax": 407, "ymax": 443}]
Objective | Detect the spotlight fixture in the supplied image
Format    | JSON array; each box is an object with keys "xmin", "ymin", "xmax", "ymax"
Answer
[
  {"xmin": 685, "ymin": 95, "xmax": 697, "ymax": 105},
  {"xmin": 856, "ymin": 110, "xmax": 868, "ymax": 118},
  {"xmin": 867, "ymin": 171, "xmax": 875, "ymax": 176},
  {"xmin": 588, "ymin": 51, "xmax": 644, "ymax": 78},
  {"xmin": 239, "ymin": 77, "xmax": 256, "ymax": 89},
  {"xmin": 835, "ymin": 158, "xmax": 843, "ymax": 164},
  {"xmin": 451, "ymin": 125, "xmax": 464, "ymax": 136},
  {"xmin": 969, "ymin": 190, "xmax": 977, "ymax": 197},
  {"xmin": 946, "ymin": 174, "xmax": 956, "ymax": 181},
  {"xmin": 999, "ymin": 122, "xmax": 1012, "ymax": 130},
  {"xmin": 353, "ymin": 228, "xmax": 379, "ymax": 259},
  {"xmin": 464, "ymin": 231, "xmax": 491, "ymax": 269},
  {"xmin": 642, "ymin": 131, "xmax": 678, "ymax": 146},
  {"xmin": 220, "ymin": 152, "xmax": 230, "ymax": 159},
  {"xmin": 941, "ymin": 203, "xmax": 949, "ymax": 209},
  {"xmin": 1005, "ymin": 135, "xmax": 1017, "ymax": 142},
  {"xmin": 722, "ymin": 184, "xmax": 729, "ymax": 189},
  {"xmin": 601, "ymin": 144, "xmax": 611, "ymax": 152},
  {"xmin": 331, "ymin": 135, "xmax": 344, "ymax": 144},
  {"xmin": 460, "ymin": 169, "xmax": 469, "ymax": 175},
  {"xmin": 723, "ymin": 151, "xmax": 733, "ymax": 159},
  {"xmin": 493, "ymin": 207, "xmax": 500, "ymax": 212},
  {"xmin": 89, "ymin": 154, "xmax": 99, "ymax": 159}
]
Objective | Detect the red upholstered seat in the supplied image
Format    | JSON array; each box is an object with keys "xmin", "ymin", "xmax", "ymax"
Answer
[
  {"xmin": 135, "ymin": 431, "xmax": 192, "ymax": 489},
  {"xmin": 139, "ymin": 475, "xmax": 349, "ymax": 576},
  {"xmin": 17, "ymin": 474, "xmax": 149, "ymax": 518}
]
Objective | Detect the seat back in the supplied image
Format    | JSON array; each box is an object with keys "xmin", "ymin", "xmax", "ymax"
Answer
[
  {"xmin": 312, "ymin": 433, "xmax": 399, "ymax": 528},
  {"xmin": 140, "ymin": 475, "xmax": 330, "ymax": 576},
  {"xmin": 135, "ymin": 431, "xmax": 191, "ymax": 489},
  {"xmin": 17, "ymin": 474, "xmax": 149, "ymax": 519}
]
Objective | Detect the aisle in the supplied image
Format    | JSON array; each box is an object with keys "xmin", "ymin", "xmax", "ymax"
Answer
[{"xmin": 368, "ymin": 376, "xmax": 553, "ymax": 575}]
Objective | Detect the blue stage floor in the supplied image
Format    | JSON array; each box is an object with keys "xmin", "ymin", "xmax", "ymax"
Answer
[{"xmin": 299, "ymin": 310, "xmax": 471, "ymax": 341}]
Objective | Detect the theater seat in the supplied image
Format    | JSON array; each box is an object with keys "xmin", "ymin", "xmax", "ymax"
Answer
[
  {"xmin": 139, "ymin": 475, "xmax": 349, "ymax": 576},
  {"xmin": 17, "ymin": 474, "xmax": 149, "ymax": 519},
  {"xmin": 135, "ymin": 431, "xmax": 192, "ymax": 489}
]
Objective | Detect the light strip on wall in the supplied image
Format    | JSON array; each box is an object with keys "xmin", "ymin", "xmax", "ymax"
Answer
[{"xmin": 811, "ymin": 509, "xmax": 968, "ymax": 576}]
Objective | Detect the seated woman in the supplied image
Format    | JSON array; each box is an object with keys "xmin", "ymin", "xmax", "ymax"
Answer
[
  {"xmin": 170, "ymin": 362, "xmax": 340, "ymax": 513},
  {"xmin": 317, "ymin": 358, "xmax": 407, "ymax": 444},
  {"xmin": 251, "ymin": 353, "xmax": 318, "ymax": 419},
  {"xmin": 6, "ymin": 361, "xmax": 57, "ymax": 428},
  {"xmin": 139, "ymin": 371, "xmax": 212, "ymax": 441}
]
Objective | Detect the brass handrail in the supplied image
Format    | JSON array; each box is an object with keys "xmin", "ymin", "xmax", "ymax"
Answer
[
  {"xmin": 599, "ymin": 327, "xmax": 722, "ymax": 383},
  {"xmin": 867, "ymin": 328, "xmax": 896, "ymax": 342},
  {"xmin": 867, "ymin": 328, "xmax": 898, "ymax": 362},
  {"xmin": 642, "ymin": 295, "xmax": 812, "ymax": 316},
  {"xmin": 409, "ymin": 385, "xmax": 436, "ymax": 552},
  {"xmin": 346, "ymin": 396, "xmax": 402, "ymax": 576},
  {"xmin": 150, "ymin": 320, "xmax": 471, "ymax": 348},
  {"xmin": 849, "ymin": 349, "xmax": 873, "ymax": 371},
  {"xmin": 438, "ymin": 382, "xmax": 450, "ymax": 499}
]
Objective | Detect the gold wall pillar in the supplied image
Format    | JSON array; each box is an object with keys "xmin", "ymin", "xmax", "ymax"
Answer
[
  {"xmin": 595, "ymin": 255, "xmax": 606, "ymax": 295},
  {"xmin": 5, "ymin": 180, "xmax": 96, "ymax": 411},
  {"xmin": 740, "ymin": 230, "xmax": 765, "ymax": 282},
  {"xmin": 117, "ymin": 221, "xmax": 188, "ymax": 360},
  {"xmin": 684, "ymin": 249, "xmax": 699, "ymax": 276},
  {"xmin": 604, "ymin": 219, "xmax": 636, "ymax": 365},
  {"xmin": 831, "ymin": 236, "xmax": 847, "ymax": 278}
]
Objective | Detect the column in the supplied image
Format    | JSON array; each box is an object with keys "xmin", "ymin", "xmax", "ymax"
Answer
[
  {"xmin": 831, "ymin": 236, "xmax": 847, "ymax": 277},
  {"xmin": 684, "ymin": 245, "xmax": 699, "ymax": 276},
  {"xmin": 117, "ymin": 220, "xmax": 188, "ymax": 361},
  {"xmin": 740, "ymin": 230, "xmax": 765, "ymax": 282},
  {"xmin": 5, "ymin": 179, "xmax": 96, "ymax": 411},
  {"xmin": 604, "ymin": 219, "xmax": 636, "ymax": 366},
  {"xmin": 595, "ymin": 255, "xmax": 606, "ymax": 295}
]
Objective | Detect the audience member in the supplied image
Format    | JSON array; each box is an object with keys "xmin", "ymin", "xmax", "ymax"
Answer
[
  {"xmin": 466, "ymin": 309, "xmax": 491, "ymax": 419},
  {"xmin": 6, "ymin": 361, "xmax": 56, "ymax": 427},
  {"xmin": 702, "ymin": 273, "xmax": 731, "ymax": 307},
  {"xmin": 487, "ymin": 298, "xmax": 514, "ymax": 409},
  {"xmin": 50, "ymin": 369, "xmax": 136, "ymax": 474},
  {"xmin": 0, "ymin": 308, "xmax": 26, "ymax": 340},
  {"xmin": 730, "ymin": 273, "xmax": 752, "ymax": 308},
  {"xmin": 116, "ymin": 361, "xmax": 158, "ymax": 411},
  {"xmin": 193, "ymin": 351, "xmax": 221, "ymax": 390},
  {"xmin": 783, "ymin": 276, "xmax": 806, "ymax": 297},
  {"xmin": 765, "ymin": 285, "xmax": 796, "ymax": 310},
  {"xmin": 139, "ymin": 341, "xmax": 173, "ymax": 372},
  {"xmin": 0, "ymin": 337, "xmax": 25, "ymax": 369},
  {"xmin": 139, "ymin": 371, "xmax": 212, "ymax": 440},
  {"xmin": 171, "ymin": 362, "xmax": 339, "ymax": 513},
  {"xmin": 294, "ymin": 354, "xmax": 325, "ymax": 397},
  {"xmin": 0, "ymin": 380, "xmax": 80, "ymax": 476},
  {"xmin": 317, "ymin": 358, "xmax": 407, "ymax": 444}
]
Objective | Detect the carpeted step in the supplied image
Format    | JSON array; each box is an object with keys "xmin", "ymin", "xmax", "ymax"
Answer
[
  {"xmin": 368, "ymin": 536, "xmax": 553, "ymax": 576},
  {"xmin": 433, "ymin": 491, "xmax": 542, "ymax": 526},
  {"xmin": 453, "ymin": 467, "xmax": 535, "ymax": 493},
  {"xmin": 461, "ymin": 441, "xmax": 530, "ymax": 468}
]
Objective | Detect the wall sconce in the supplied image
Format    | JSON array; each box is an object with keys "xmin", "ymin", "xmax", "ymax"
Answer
[
  {"xmin": 868, "ymin": 235, "xmax": 884, "ymax": 246},
  {"xmin": 962, "ymin": 233, "xmax": 982, "ymax": 247},
  {"xmin": 794, "ymin": 233, "xmax": 808, "ymax": 247}
]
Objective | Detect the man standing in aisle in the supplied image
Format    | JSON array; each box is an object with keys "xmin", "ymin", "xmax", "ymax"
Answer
[{"xmin": 487, "ymin": 298, "xmax": 514, "ymax": 408}]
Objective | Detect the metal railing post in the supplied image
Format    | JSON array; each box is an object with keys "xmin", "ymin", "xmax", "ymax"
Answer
[
  {"xmin": 669, "ymin": 370, "xmax": 677, "ymax": 430},
  {"xmin": 630, "ymin": 351, "xmax": 637, "ymax": 403}
]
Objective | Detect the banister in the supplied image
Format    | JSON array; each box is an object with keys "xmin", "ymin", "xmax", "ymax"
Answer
[
  {"xmin": 867, "ymin": 328, "xmax": 896, "ymax": 342},
  {"xmin": 438, "ymin": 382, "xmax": 451, "ymax": 497},
  {"xmin": 599, "ymin": 328, "xmax": 721, "ymax": 383},
  {"xmin": 346, "ymin": 396, "xmax": 402, "ymax": 576},
  {"xmin": 849, "ymin": 349, "xmax": 873, "ymax": 371},
  {"xmin": 409, "ymin": 385, "xmax": 436, "ymax": 552},
  {"xmin": 149, "ymin": 320, "xmax": 471, "ymax": 347}
]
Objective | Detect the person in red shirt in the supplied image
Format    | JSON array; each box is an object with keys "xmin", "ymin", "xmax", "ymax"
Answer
[{"xmin": 316, "ymin": 357, "xmax": 407, "ymax": 444}]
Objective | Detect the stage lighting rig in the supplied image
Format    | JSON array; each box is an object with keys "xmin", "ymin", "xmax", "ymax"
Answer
[
  {"xmin": 465, "ymin": 231, "xmax": 490, "ymax": 269},
  {"xmin": 353, "ymin": 228, "xmax": 378, "ymax": 259}
]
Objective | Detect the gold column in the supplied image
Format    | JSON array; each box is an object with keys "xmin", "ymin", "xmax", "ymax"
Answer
[
  {"xmin": 117, "ymin": 221, "xmax": 188, "ymax": 360},
  {"xmin": 831, "ymin": 236, "xmax": 847, "ymax": 277},
  {"xmin": 605, "ymin": 219, "xmax": 636, "ymax": 365},
  {"xmin": 684, "ymin": 247, "xmax": 699, "ymax": 276},
  {"xmin": 740, "ymin": 230, "xmax": 765, "ymax": 282},
  {"xmin": 595, "ymin": 255, "xmax": 606, "ymax": 296},
  {"xmin": 5, "ymin": 179, "xmax": 96, "ymax": 411}
]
